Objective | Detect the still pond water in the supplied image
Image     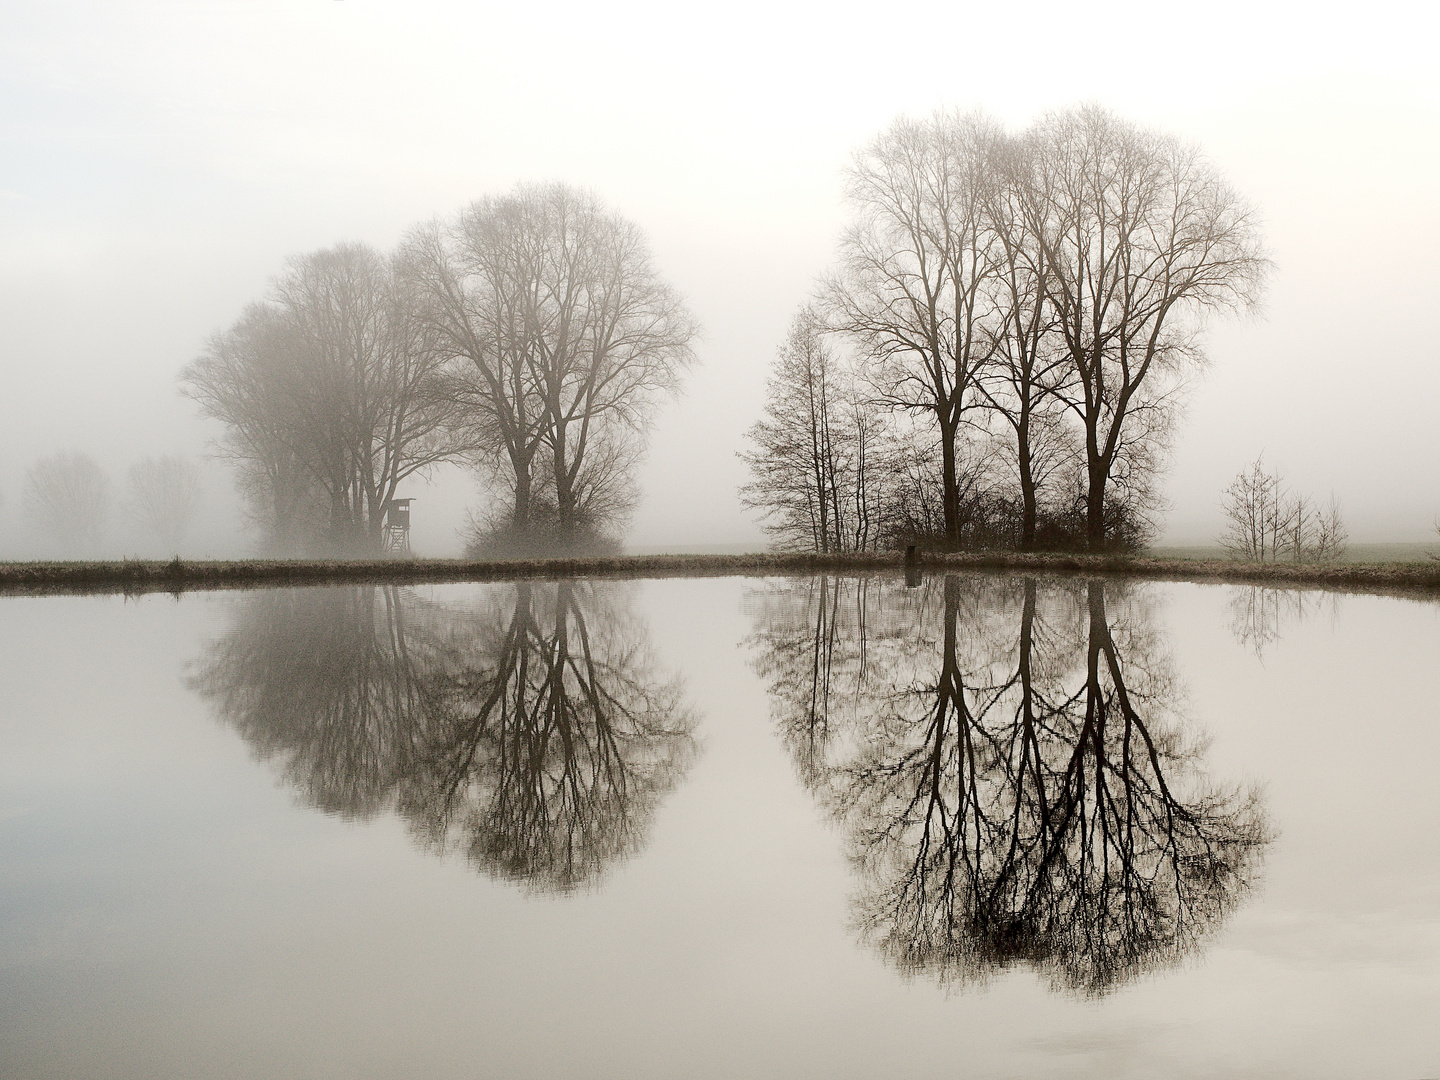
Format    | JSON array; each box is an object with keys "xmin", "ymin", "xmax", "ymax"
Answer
[{"xmin": 1, "ymin": 574, "xmax": 1438, "ymax": 1079}]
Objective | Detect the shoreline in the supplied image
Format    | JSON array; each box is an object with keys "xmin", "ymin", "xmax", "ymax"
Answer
[{"xmin": 2, "ymin": 551, "xmax": 1438, "ymax": 598}]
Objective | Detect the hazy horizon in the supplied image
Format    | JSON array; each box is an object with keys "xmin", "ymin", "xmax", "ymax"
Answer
[{"xmin": 3, "ymin": 1, "xmax": 1437, "ymax": 558}]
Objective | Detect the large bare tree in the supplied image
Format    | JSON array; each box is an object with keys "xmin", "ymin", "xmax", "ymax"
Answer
[
  {"xmin": 183, "ymin": 243, "xmax": 461, "ymax": 553},
  {"xmin": 401, "ymin": 209, "xmax": 550, "ymax": 537},
  {"xmin": 1030, "ymin": 106, "xmax": 1270, "ymax": 549},
  {"xmin": 827, "ymin": 111, "xmax": 1006, "ymax": 548},
  {"xmin": 182, "ymin": 303, "xmax": 321, "ymax": 550},
  {"xmin": 977, "ymin": 131, "xmax": 1076, "ymax": 549},
  {"xmin": 404, "ymin": 183, "xmax": 698, "ymax": 550}
]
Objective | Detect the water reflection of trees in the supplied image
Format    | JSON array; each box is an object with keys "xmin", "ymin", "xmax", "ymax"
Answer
[
  {"xmin": 749, "ymin": 574, "xmax": 1271, "ymax": 995},
  {"xmin": 1227, "ymin": 585, "xmax": 1340, "ymax": 658},
  {"xmin": 192, "ymin": 582, "xmax": 697, "ymax": 893}
]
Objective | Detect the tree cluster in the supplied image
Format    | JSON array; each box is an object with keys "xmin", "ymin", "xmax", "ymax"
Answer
[
  {"xmin": 1218, "ymin": 456, "xmax": 1347, "ymax": 562},
  {"xmin": 183, "ymin": 184, "xmax": 696, "ymax": 556},
  {"xmin": 18, "ymin": 450, "xmax": 202, "ymax": 556},
  {"xmin": 744, "ymin": 106, "xmax": 1269, "ymax": 553}
]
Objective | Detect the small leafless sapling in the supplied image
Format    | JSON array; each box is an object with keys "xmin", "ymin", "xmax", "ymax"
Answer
[{"xmin": 1219, "ymin": 456, "xmax": 1345, "ymax": 562}]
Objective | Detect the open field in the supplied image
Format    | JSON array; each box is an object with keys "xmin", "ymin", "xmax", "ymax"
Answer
[{"xmin": 2, "ymin": 550, "xmax": 1439, "ymax": 598}]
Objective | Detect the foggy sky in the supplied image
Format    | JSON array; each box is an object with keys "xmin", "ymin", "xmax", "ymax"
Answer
[{"xmin": 2, "ymin": 0, "xmax": 1437, "ymax": 556}]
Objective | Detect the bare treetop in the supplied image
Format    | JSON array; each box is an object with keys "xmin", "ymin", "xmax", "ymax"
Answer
[
  {"xmin": 22, "ymin": 452, "xmax": 111, "ymax": 554},
  {"xmin": 127, "ymin": 455, "xmax": 202, "ymax": 552}
]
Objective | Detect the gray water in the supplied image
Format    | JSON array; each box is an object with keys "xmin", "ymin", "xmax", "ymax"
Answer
[{"xmin": 1, "ymin": 575, "xmax": 1437, "ymax": 1079}]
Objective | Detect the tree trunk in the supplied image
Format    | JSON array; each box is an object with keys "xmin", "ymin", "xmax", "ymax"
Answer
[
  {"xmin": 553, "ymin": 427, "xmax": 577, "ymax": 540},
  {"xmin": 1016, "ymin": 404, "xmax": 1037, "ymax": 550},
  {"xmin": 939, "ymin": 415, "xmax": 961, "ymax": 549},
  {"xmin": 512, "ymin": 455, "xmax": 533, "ymax": 532},
  {"xmin": 1084, "ymin": 409, "xmax": 1109, "ymax": 551},
  {"xmin": 1086, "ymin": 458, "xmax": 1108, "ymax": 551}
]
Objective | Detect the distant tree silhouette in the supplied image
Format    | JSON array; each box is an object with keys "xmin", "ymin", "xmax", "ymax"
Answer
[
  {"xmin": 183, "ymin": 243, "xmax": 462, "ymax": 554},
  {"xmin": 1219, "ymin": 456, "xmax": 1347, "ymax": 562},
  {"xmin": 22, "ymin": 451, "xmax": 110, "ymax": 554},
  {"xmin": 126, "ymin": 455, "xmax": 202, "ymax": 552}
]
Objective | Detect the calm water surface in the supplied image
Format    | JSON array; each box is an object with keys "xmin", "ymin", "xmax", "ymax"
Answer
[{"xmin": 1, "ymin": 575, "xmax": 1437, "ymax": 1079}]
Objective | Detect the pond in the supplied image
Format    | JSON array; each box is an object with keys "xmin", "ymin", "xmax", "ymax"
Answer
[{"xmin": 1, "ymin": 575, "xmax": 1437, "ymax": 1079}]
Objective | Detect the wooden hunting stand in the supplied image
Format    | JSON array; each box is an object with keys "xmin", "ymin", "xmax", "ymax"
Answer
[{"xmin": 382, "ymin": 498, "xmax": 413, "ymax": 554}]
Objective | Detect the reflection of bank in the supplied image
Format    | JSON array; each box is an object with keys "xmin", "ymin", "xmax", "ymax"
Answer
[
  {"xmin": 749, "ymin": 574, "xmax": 1271, "ymax": 996},
  {"xmin": 191, "ymin": 582, "xmax": 698, "ymax": 893}
]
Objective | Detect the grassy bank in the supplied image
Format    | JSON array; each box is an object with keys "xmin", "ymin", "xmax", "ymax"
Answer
[
  {"xmin": 2, "ymin": 551, "xmax": 1439, "ymax": 598},
  {"xmin": 1146, "ymin": 542, "xmax": 1439, "ymax": 564}
]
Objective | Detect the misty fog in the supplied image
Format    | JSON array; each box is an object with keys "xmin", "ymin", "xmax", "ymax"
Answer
[{"xmin": 2, "ymin": 1, "xmax": 1437, "ymax": 560}]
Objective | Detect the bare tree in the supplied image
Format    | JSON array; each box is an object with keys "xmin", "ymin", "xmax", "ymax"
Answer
[
  {"xmin": 1030, "ymin": 106, "xmax": 1270, "ymax": 549},
  {"xmin": 978, "ymin": 131, "xmax": 1075, "ymax": 548},
  {"xmin": 401, "ymin": 211, "xmax": 550, "ymax": 538},
  {"xmin": 405, "ymin": 183, "xmax": 698, "ymax": 551},
  {"xmin": 1219, "ymin": 456, "xmax": 1283, "ymax": 561},
  {"xmin": 740, "ymin": 308, "xmax": 882, "ymax": 551},
  {"xmin": 22, "ymin": 452, "xmax": 110, "ymax": 553},
  {"xmin": 126, "ymin": 455, "xmax": 202, "ymax": 552},
  {"xmin": 1219, "ymin": 456, "xmax": 1347, "ymax": 562},
  {"xmin": 181, "ymin": 303, "xmax": 324, "ymax": 550},
  {"xmin": 827, "ymin": 111, "xmax": 1007, "ymax": 548},
  {"xmin": 1312, "ymin": 495, "xmax": 1348, "ymax": 561},
  {"xmin": 183, "ymin": 243, "xmax": 462, "ymax": 553}
]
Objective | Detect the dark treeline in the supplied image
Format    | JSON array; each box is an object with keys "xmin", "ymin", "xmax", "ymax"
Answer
[
  {"xmin": 182, "ymin": 184, "xmax": 697, "ymax": 557},
  {"xmin": 747, "ymin": 574, "xmax": 1270, "ymax": 994},
  {"xmin": 742, "ymin": 106, "xmax": 1269, "ymax": 554},
  {"xmin": 190, "ymin": 582, "xmax": 697, "ymax": 892}
]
